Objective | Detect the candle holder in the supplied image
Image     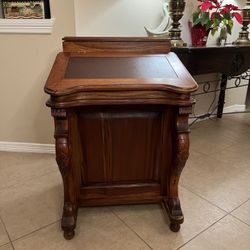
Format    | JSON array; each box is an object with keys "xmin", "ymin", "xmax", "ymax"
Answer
[
  {"xmin": 168, "ymin": 0, "xmax": 186, "ymax": 47},
  {"xmin": 234, "ymin": 0, "xmax": 250, "ymax": 45}
]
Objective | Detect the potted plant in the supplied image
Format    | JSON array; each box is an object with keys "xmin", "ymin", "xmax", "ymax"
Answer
[{"xmin": 191, "ymin": 0, "xmax": 242, "ymax": 46}]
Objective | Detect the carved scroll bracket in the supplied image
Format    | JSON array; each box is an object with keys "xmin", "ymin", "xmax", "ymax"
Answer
[
  {"xmin": 51, "ymin": 108, "xmax": 77, "ymax": 239},
  {"xmin": 172, "ymin": 105, "xmax": 191, "ymax": 186},
  {"xmin": 164, "ymin": 105, "xmax": 191, "ymax": 231},
  {"xmin": 52, "ymin": 109, "xmax": 70, "ymax": 176}
]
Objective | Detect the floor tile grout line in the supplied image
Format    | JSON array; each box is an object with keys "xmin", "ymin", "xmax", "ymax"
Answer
[
  {"xmin": 0, "ymin": 169, "xmax": 59, "ymax": 193},
  {"xmin": 229, "ymin": 198, "xmax": 250, "ymax": 214},
  {"xmin": 180, "ymin": 185, "xmax": 229, "ymax": 214},
  {"xmin": 0, "ymin": 242, "xmax": 13, "ymax": 249},
  {"xmin": 230, "ymin": 214, "xmax": 250, "ymax": 227},
  {"xmin": 110, "ymin": 208, "xmax": 154, "ymax": 250},
  {"xmin": 175, "ymin": 214, "xmax": 228, "ymax": 250},
  {"xmin": 192, "ymin": 141, "xmax": 239, "ymax": 158},
  {"xmin": 190, "ymin": 126, "xmax": 250, "ymax": 156},
  {"xmin": 11, "ymin": 219, "xmax": 60, "ymax": 243},
  {"xmin": 0, "ymin": 215, "xmax": 15, "ymax": 250}
]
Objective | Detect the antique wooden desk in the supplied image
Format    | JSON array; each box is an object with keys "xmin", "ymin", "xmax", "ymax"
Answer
[
  {"xmin": 172, "ymin": 45, "xmax": 250, "ymax": 117},
  {"xmin": 45, "ymin": 37, "xmax": 198, "ymax": 239}
]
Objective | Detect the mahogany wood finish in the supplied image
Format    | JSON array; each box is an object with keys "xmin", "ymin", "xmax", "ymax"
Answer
[{"xmin": 45, "ymin": 37, "xmax": 198, "ymax": 239}]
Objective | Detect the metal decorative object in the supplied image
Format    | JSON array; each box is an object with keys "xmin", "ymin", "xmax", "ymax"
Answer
[
  {"xmin": 193, "ymin": 70, "xmax": 250, "ymax": 96},
  {"xmin": 189, "ymin": 69, "xmax": 250, "ymax": 126},
  {"xmin": 168, "ymin": 0, "xmax": 186, "ymax": 47},
  {"xmin": 234, "ymin": 0, "xmax": 250, "ymax": 45}
]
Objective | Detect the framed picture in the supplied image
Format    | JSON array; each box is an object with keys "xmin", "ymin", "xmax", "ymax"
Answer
[{"xmin": 1, "ymin": 0, "xmax": 51, "ymax": 19}]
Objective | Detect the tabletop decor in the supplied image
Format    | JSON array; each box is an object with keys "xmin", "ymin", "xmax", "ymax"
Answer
[
  {"xmin": 234, "ymin": 0, "xmax": 250, "ymax": 45},
  {"xmin": 168, "ymin": 0, "xmax": 186, "ymax": 47},
  {"xmin": 144, "ymin": 1, "xmax": 172, "ymax": 37},
  {"xmin": 191, "ymin": 0, "xmax": 242, "ymax": 46}
]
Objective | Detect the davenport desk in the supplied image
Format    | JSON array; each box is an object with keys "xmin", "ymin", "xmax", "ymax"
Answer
[{"xmin": 44, "ymin": 37, "xmax": 198, "ymax": 239}]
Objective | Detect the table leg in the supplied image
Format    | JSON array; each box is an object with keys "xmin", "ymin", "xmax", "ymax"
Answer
[{"xmin": 217, "ymin": 74, "xmax": 228, "ymax": 118}]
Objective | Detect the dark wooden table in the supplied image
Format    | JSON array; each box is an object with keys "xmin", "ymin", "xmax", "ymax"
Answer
[
  {"xmin": 172, "ymin": 45, "xmax": 250, "ymax": 117},
  {"xmin": 45, "ymin": 37, "xmax": 198, "ymax": 239}
]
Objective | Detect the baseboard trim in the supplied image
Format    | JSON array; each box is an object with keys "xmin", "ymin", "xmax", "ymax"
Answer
[
  {"xmin": 223, "ymin": 104, "xmax": 246, "ymax": 113},
  {"xmin": 0, "ymin": 141, "xmax": 55, "ymax": 154}
]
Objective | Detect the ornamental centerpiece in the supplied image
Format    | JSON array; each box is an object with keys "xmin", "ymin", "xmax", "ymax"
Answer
[{"xmin": 191, "ymin": 0, "xmax": 242, "ymax": 46}]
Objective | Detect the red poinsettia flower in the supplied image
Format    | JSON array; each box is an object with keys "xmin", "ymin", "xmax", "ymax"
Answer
[
  {"xmin": 233, "ymin": 12, "xmax": 243, "ymax": 24},
  {"xmin": 199, "ymin": 1, "xmax": 213, "ymax": 11},
  {"xmin": 225, "ymin": 4, "xmax": 240, "ymax": 11},
  {"xmin": 193, "ymin": 0, "xmax": 243, "ymax": 36}
]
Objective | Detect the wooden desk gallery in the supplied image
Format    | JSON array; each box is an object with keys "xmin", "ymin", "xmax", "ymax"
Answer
[{"xmin": 44, "ymin": 37, "xmax": 198, "ymax": 239}]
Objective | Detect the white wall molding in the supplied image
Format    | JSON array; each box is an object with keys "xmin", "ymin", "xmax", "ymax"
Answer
[
  {"xmin": 0, "ymin": 141, "xmax": 55, "ymax": 154},
  {"xmin": 223, "ymin": 104, "xmax": 246, "ymax": 113},
  {"xmin": 0, "ymin": 18, "xmax": 55, "ymax": 34}
]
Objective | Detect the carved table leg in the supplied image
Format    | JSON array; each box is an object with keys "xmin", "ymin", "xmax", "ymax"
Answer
[
  {"xmin": 52, "ymin": 109, "xmax": 78, "ymax": 240},
  {"xmin": 163, "ymin": 106, "xmax": 191, "ymax": 232}
]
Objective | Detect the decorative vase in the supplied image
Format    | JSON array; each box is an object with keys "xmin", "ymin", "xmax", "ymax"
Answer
[
  {"xmin": 217, "ymin": 27, "xmax": 227, "ymax": 46},
  {"xmin": 191, "ymin": 25, "xmax": 210, "ymax": 47}
]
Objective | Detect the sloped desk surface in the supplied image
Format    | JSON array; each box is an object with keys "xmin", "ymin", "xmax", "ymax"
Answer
[
  {"xmin": 45, "ymin": 52, "xmax": 197, "ymax": 98},
  {"xmin": 45, "ymin": 37, "xmax": 198, "ymax": 240}
]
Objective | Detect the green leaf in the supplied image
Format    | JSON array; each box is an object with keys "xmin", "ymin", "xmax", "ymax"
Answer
[
  {"xmin": 201, "ymin": 12, "xmax": 210, "ymax": 26},
  {"xmin": 193, "ymin": 17, "xmax": 202, "ymax": 26},
  {"xmin": 193, "ymin": 12, "xmax": 200, "ymax": 23},
  {"xmin": 228, "ymin": 19, "xmax": 234, "ymax": 28},
  {"xmin": 214, "ymin": 18, "xmax": 220, "ymax": 26},
  {"xmin": 211, "ymin": 27, "xmax": 219, "ymax": 36},
  {"xmin": 205, "ymin": 20, "xmax": 213, "ymax": 30},
  {"xmin": 214, "ymin": 13, "xmax": 223, "ymax": 22},
  {"xmin": 224, "ymin": 12, "xmax": 231, "ymax": 20},
  {"xmin": 226, "ymin": 24, "xmax": 232, "ymax": 35}
]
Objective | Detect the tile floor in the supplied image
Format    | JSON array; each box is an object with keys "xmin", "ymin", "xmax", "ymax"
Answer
[{"xmin": 0, "ymin": 114, "xmax": 250, "ymax": 250}]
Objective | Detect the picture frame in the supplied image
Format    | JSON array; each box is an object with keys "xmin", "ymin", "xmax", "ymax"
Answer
[{"xmin": 1, "ymin": 0, "xmax": 51, "ymax": 19}]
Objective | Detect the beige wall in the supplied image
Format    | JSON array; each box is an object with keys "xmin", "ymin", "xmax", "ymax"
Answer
[
  {"xmin": 0, "ymin": 0, "xmax": 75, "ymax": 144},
  {"xmin": 74, "ymin": 0, "xmax": 163, "ymax": 37}
]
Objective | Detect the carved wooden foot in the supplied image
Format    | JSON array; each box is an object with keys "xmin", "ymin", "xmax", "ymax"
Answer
[
  {"xmin": 64, "ymin": 230, "xmax": 75, "ymax": 240},
  {"xmin": 170, "ymin": 223, "xmax": 180, "ymax": 232},
  {"xmin": 61, "ymin": 202, "xmax": 78, "ymax": 240},
  {"xmin": 163, "ymin": 198, "xmax": 184, "ymax": 233}
]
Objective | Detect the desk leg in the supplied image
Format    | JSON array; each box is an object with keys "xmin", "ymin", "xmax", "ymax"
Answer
[
  {"xmin": 163, "ymin": 106, "xmax": 191, "ymax": 232},
  {"xmin": 52, "ymin": 109, "xmax": 78, "ymax": 240},
  {"xmin": 217, "ymin": 74, "xmax": 228, "ymax": 118}
]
